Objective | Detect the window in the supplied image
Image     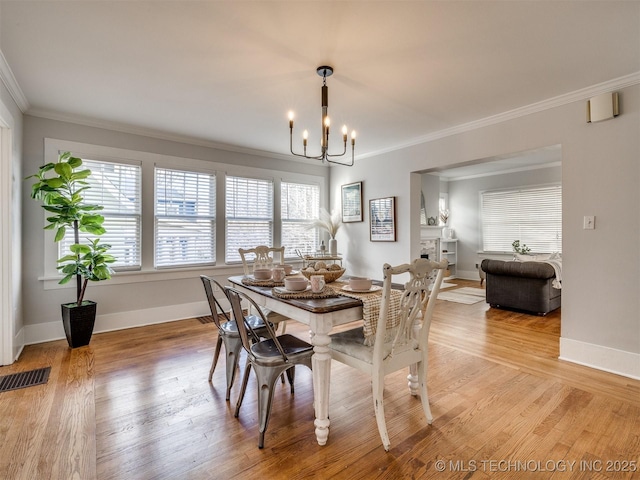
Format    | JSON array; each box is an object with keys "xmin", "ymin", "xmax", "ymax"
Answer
[
  {"xmin": 155, "ymin": 167, "xmax": 216, "ymax": 267},
  {"xmin": 60, "ymin": 159, "xmax": 141, "ymax": 269},
  {"xmin": 481, "ymin": 185, "xmax": 562, "ymax": 253},
  {"xmin": 281, "ymin": 181, "xmax": 320, "ymax": 257},
  {"xmin": 226, "ymin": 175, "xmax": 273, "ymax": 263}
]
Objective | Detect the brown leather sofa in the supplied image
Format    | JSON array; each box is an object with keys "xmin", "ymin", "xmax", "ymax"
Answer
[{"xmin": 480, "ymin": 259, "xmax": 561, "ymax": 315}]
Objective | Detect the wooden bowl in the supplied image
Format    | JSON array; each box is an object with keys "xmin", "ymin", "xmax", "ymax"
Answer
[{"xmin": 300, "ymin": 267, "xmax": 346, "ymax": 283}]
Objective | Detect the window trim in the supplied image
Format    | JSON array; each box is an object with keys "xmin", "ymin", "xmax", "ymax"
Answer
[
  {"xmin": 41, "ymin": 138, "xmax": 327, "ymax": 290},
  {"xmin": 480, "ymin": 182, "xmax": 562, "ymax": 254}
]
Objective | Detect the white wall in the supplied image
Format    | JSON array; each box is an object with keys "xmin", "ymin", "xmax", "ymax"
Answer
[
  {"xmin": 330, "ymin": 83, "xmax": 640, "ymax": 379},
  {"xmin": 21, "ymin": 115, "xmax": 329, "ymax": 344}
]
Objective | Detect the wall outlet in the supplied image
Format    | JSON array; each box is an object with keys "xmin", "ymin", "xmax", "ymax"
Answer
[{"xmin": 475, "ymin": 263, "xmax": 479, "ymax": 268}]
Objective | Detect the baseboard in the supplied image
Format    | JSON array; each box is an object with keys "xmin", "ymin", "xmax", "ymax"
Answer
[
  {"xmin": 455, "ymin": 269, "xmax": 483, "ymax": 282},
  {"xmin": 559, "ymin": 337, "xmax": 640, "ymax": 380},
  {"xmin": 24, "ymin": 301, "xmax": 210, "ymax": 345}
]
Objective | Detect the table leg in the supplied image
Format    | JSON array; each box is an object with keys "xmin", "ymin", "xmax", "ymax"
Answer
[{"xmin": 309, "ymin": 319, "xmax": 332, "ymax": 445}]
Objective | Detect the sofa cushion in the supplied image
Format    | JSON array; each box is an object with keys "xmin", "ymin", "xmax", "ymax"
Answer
[{"xmin": 481, "ymin": 259, "xmax": 556, "ymax": 280}]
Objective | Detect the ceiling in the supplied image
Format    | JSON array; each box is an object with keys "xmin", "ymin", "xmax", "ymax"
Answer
[{"xmin": 1, "ymin": 1, "xmax": 638, "ymax": 162}]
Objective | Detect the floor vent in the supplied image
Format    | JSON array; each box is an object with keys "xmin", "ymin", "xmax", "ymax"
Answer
[
  {"xmin": 0, "ymin": 367, "xmax": 51, "ymax": 393},
  {"xmin": 197, "ymin": 315, "xmax": 214, "ymax": 324}
]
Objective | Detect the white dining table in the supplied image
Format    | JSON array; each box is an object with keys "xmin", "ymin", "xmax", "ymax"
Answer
[{"xmin": 227, "ymin": 275, "xmax": 363, "ymax": 446}]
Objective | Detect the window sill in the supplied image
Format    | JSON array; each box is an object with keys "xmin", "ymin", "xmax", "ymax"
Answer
[{"xmin": 39, "ymin": 264, "xmax": 244, "ymax": 290}]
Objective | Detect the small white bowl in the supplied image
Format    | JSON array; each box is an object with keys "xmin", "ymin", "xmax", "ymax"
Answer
[
  {"xmin": 284, "ymin": 277, "xmax": 308, "ymax": 291},
  {"xmin": 349, "ymin": 277, "xmax": 372, "ymax": 291},
  {"xmin": 253, "ymin": 268, "xmax": 272, "ymax": 280}
]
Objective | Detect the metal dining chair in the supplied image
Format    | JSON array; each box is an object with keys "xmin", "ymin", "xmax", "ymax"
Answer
[
  {"xmin": 199, "ymin": 275, "xmax": 273, "ymax": 401},
  {"xmin": 225, "ymin": 286, "xmax": 314, "ymax": 449},
  {"xmin": 328, "ymin": 258, "xmax": 447, "ymax": 451}
]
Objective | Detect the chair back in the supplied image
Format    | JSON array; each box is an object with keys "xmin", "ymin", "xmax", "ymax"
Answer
[
  {"xmin": 200, "ymin": 275, "xmax": 233, "ymax": 329},
  {"xmin": 238, "ymin": 246, "xmax": 285, "ymax": 275},
  {"xmin": 224, "ymin": 286, "xmax": 288, "ymax": 360},
  {"xmin": 374, "ymin": 258, "xmax": 447, "ymax": 360}
]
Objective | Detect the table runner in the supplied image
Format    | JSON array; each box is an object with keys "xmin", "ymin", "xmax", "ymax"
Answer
[
  {"xmin": 272, "ymin": 285, "xmax": 339, "ymax": 299},
  {"xmin": 241, "ymin": 276, "xmax": 285, "ymax": 287},
  {"xmin": 329, "ymin": 281, "xmax": 403, "ymax": 346}
]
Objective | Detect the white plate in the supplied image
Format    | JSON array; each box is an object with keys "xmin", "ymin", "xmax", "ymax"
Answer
[
  {"xmin": 341, "ymin": 285, "xmax": 382, "ymax": 293},
  {"xmin": 285, "ymin": 270, "xmax": 300, "ymax": 276},
  {"xmin": 277, "ymin": 285, "xmax": 311, "ymax": 293}
]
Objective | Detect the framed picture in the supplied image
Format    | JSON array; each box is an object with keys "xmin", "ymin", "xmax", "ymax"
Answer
[
  {"xmin": 369, "ymin": 196, "xmax": 396, "ymax": 242},
  {"xmin": 341, "ymin": 181, "xmax": 363, "ymax": 223}
]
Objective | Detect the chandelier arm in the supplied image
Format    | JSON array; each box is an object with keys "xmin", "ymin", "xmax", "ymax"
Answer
[
  {"xmin": 325, "ymin": 150, "xmax": 354, "ymax": 167},
  {"xmin": 326, "ymin": 142, "xmax": 347, "ymax": 158},
  {"xmin": 290, "ymin": 129, "xmax": 325, "ymax": 160},
  {"xmin": 289, "ymin": 150, "xmax": 325, "ymax": 161}
]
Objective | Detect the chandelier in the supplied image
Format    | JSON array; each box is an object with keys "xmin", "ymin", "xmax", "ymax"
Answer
[{"xmin": 288, "ymin": 66, "xmax": 356, "ymax": 166}]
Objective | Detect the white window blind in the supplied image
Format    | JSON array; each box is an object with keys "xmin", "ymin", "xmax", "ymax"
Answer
[
  {"xmin": 481, "ymin": 185, "xmax": 562, "ymax": 253},
  {"xmin": 155, "ymin": 167, "xmax": 216, "ymax": 267},
  {"xmin": 60, "ymin": 159, "xmax": 141, "ymax": 269},
  {"xmin": 281, "ymin": 181, "xmax": 319, "ymax": 257},
  {"xmin": 226, "ymin": 175, "xmax": 273, "ymax": 263}
]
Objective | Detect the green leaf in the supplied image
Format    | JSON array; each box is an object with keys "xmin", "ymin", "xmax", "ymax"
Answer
[
  {"xmin": 93, "ymin": 266, "xmax": 112, "ymax": 280},
  {"xmin": 70, "ymin": 243, "xmax": 91, "ymax": 254},
  {"xmin": 54, "ymin": 226, "xmax": 66, "ymax": 242},
  {"xmin": 80, "ymin": 214, "xmax": 105, "ymax": 225},
  {"xmin": 57, "ymin": 254, "xmax": 79, "ymax": 263},
  {"xmin": 72, "ymin": 169, "xmax": 92, "ymax": 180},
  {"xmin": 54, "ymin": 162, "xmax": 73, "ymax": 180},
  {"xmin": 67, "ymin": 156, "xmax": 83, "ymax": 168},
  {"xmin": 82, "ymin": 225, "xmax": 106, "ymax": 236},
  {"xmin": 44, "ymin": 178, "xmax": 65, "ymax": 188},
  {"xmin": 58, "ymin": 274, "xmax": 74, "ymax": 285}
]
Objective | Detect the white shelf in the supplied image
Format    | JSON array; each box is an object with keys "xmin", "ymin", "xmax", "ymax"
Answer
[{"xmin": 439, "ymin": 238, "xmax": 458, "ymax": 278}]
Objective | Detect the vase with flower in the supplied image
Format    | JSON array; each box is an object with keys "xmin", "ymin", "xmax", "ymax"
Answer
[{"xmin": 311, "ymin": 208, "xmax": 342, "ymax": 256}]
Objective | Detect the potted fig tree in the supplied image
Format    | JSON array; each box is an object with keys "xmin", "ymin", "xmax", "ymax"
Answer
[{"xmin": 27, "ymin": 151, "xmax": 116, "ymax": 348}]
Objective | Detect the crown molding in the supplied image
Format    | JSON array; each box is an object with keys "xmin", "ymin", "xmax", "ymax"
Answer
[
  {"xmin": 358, "ymin": 71, "xmax": 640, "ymax": 160},
  {"xmin": 20, "ymin": 70, "xmax": 640, "ymax": 162},
  {"xmin": 25, "ymin": 107, "xmax": 304, "ymax": 163},
  {"xmin": 0, "ymin": 50, "xmax": 29, "ymax": 113}
]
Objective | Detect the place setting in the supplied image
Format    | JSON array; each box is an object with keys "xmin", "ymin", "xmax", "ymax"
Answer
[
  {"xmin": 241, "ymin": 266, "xmax": 287, "ymax": 287},
  {"xmin": 273, "ymin": 275, "xmax": 339, "ymax": 299}
]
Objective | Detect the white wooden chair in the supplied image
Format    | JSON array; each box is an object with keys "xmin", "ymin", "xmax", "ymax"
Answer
[
  {"xmin": 238, "ymin": 245, "xmax": 285, "ymax": 275},
  {"xmin": 328, "ymin": 258, "xmax": 448, "ymax": 451}
]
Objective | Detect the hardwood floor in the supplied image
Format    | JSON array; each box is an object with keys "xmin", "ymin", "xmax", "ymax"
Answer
[{"xmin": 1, "ymin": 279, "xmax": 639, "ymax": 479}]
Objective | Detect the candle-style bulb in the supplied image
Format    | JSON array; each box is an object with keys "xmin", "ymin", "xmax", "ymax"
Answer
[
  {"xmin": 288, "ymin": 111, "xmax": 294, "ymax": 128},
  {"xmin": 303, "ymin": 130, "xmax": 308, "ymax": 140},
  {"xmin": 351, "ymin": 130, "xmax": 356, "ymax": 145}
]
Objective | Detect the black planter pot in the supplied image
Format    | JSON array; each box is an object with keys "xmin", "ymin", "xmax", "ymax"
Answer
[{"xmin": 61, "ymin": 301, "xmax": 97, "ymax": 348}]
